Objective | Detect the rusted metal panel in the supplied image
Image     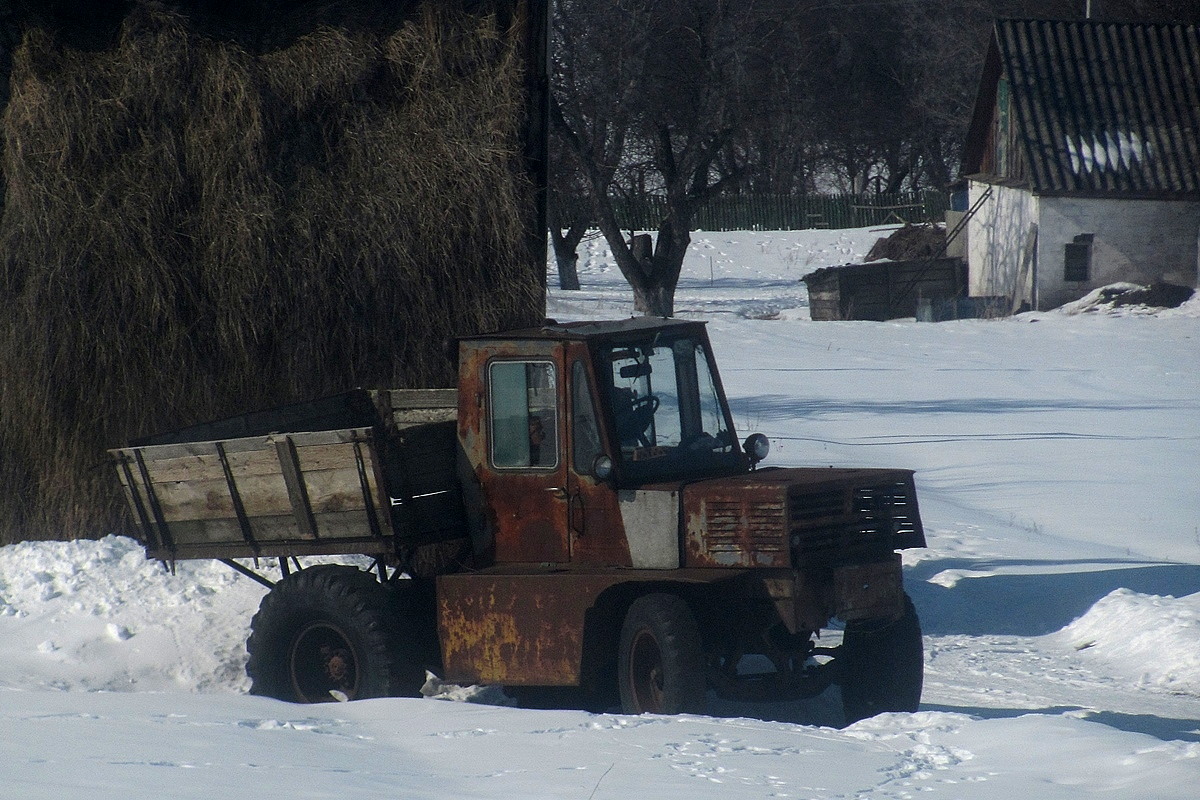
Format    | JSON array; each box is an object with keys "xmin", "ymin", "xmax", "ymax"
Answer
[
  {"xmin": 567, "ymin": 478, "xmax": 631, "ymax": 566},
  {"xmin": 682, "ymin": 467, "xmax": 924, "ymax": 571},
  {"xmin": 437, "ymin": 567, "xmax": 750, "ymax": 686},
  {"xmin": 833, "ymin": 555, "xmax": 904, "ymax": 621},
  {"xmin": 563, "ymin": 341, "xmax": 632, "ymax": 567},
  {"xmin": 724, "ymin": 569, "xmax": 832, "ymax": 634},
  {"xmin": 437, "ymin": 571, "xmax": 606, "ymax": 685},
  {"xmin": 683, "ymin": 476, "xmax": 791, "ymax": 568},
  {"xmin": 788, "ymin": 469, "xmax": 926, "ymax": 564},
  {"xmin": 458, "ymin": 338, "xmax": 571, "ymax": 565}
]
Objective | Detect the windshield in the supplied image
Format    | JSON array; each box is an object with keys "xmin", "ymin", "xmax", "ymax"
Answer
[{"xmin": 600, "ymin": 334, "xmax": 742, "ymax": 483}]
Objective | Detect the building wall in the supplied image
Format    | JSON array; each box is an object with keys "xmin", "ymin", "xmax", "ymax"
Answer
[
  {"xmin": 1036, "ymin": 197, "xmax": 1200, "ymax": 309},
  {"xmin": 944, "ymin": 210, "xmax": 967, "ymax": 259},
  {"xmin": 966, "ymin": 180, "xmax": 1038, "ymax": 307}
]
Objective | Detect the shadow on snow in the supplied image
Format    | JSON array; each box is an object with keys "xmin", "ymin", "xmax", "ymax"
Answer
[
  {"xmin": 906, "ymin": 558, "xmax": 1200, "ymax": 637},
  {"xmin": 921, "ymin": 703, "xmax": 1200, "ymax": 743}
]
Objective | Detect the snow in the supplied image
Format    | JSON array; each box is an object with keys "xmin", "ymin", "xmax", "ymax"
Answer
[
  {"xmin": 1067, "ymin": 130, "xmax": 1151, "ymax": 174},
  {"xmin": 4, "ymin": 226, "xmax": 1199, "ymax": 797}
]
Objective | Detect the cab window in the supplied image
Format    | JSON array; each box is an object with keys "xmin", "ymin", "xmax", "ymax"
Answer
[
  {"xmin": 572, "ymin": 360, "xmax": 603, "ymax": 473},
  {"xmin": 602, "ymin": 335, "xmax": 739, "ymax": 483},
  {"xmin": 489, "ymin": 360, "xmax": 558, "ymax": 469}
]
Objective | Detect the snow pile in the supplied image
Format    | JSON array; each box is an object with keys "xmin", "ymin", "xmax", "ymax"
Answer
[
  {"xmin": 1162, "ymin": 290, "xmax": 1200, "ymax": 318},
  {"xmin": 0, "ymin": 535, "xmax": 263, "ymax": 693},
  {"xmin": 1061, "ymin": 588, "xmax": 1200, "ymax": 694},
  {"xmin": 1055, "ymin": 281, "xmax": 1198, "ymax": 316}
]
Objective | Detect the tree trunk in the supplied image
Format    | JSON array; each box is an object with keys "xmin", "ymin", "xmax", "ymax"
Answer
[
  {"xmin": 632, "ymin": 280, "xmax": 676, "ymax": 317},
  {"xmin": 549, "ymin": 224, "xmax": 585, "ymax": 290},
  {"xmin": 555, "ymin": 251, "xmax": 581, "ymax": 290},
  {"xmin": 626, "ymin": 220, "xmax": 688, "ymax": 317}
]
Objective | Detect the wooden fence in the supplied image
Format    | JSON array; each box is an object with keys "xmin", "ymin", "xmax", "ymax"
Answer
[{"xmin": 557, "ymin": 190, "xmax": 949, "ymax": 232}]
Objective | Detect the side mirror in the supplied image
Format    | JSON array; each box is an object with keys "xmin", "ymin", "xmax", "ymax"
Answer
[
  {"xmin": 743, "ymin": 433, "xmax": 769, "ymax": 466},
  {"xmin": 592, "ymin": 454, "xmax": 614, "ymax": 481}
]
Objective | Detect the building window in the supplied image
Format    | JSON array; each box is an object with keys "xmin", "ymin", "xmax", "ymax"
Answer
[
  {"xmin": 1064, "ymin": 233, "xmax": 1094, "ymax": 282},
  {"xmin": 996, "ymin": 77, "xmax": 1010, "ymax": 175},
  {"xmin": 489, "ymin": 360, "xmax": 558, "ymax": 470}
]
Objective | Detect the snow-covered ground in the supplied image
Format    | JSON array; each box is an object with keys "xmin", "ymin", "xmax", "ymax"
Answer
[{"xmin": 3, "ymin": 227, "xmax": 1199, "ymax": 798}]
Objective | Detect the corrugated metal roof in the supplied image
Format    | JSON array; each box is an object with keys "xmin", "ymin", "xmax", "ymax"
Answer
[{"xmin": 993, "ymin": 19, "xmax": 1200, "ymax": 195}]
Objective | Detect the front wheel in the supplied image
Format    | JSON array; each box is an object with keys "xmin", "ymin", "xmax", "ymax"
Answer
[
  {"xmin": 839, "ymin": 593, "xmax": 923, "ymax": 724},
  {"xmin": 246, "ymin": 566, "xmax": 424, "ymax": 703},
  {"xmin": 617, "ymin": 593, "xmax": 706, "ymax": 715}
]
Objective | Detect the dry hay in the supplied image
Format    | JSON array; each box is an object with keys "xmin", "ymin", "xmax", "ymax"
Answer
[{"xmin": 0, "ymin": 1, "xmax": 543, "ymax": 543}]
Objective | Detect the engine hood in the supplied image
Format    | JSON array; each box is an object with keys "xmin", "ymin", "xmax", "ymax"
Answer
[{"xmin": 658, "ymin": 467, "xmax": 925, "ymax": 569}]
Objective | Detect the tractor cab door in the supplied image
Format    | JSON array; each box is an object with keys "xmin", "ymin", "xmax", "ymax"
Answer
[
  {"xmin": 470, "ymin": 343, "xmax": 570, "ymax": 564},
  {"xmin": 564, "ymin": 343, "xmax": 631, "ymax": 566}
]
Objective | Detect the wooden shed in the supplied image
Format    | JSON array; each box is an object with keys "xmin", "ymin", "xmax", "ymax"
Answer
[{"xmin": 802, "ymin": 257, "xmax": 967, "ymax": 321}]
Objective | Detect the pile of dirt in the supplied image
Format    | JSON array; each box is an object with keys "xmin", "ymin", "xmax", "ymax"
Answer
[
  {"xmin": 1109, "ymin": 282, "xmax": 1195, "ymax": 309},
  {"xmin": 1058, "ymin": 282, "xmax": 1197, "ymax": 315},
  {"xmin": 865, "ymin": 223, "xmax": 945, "ymax": 262}
]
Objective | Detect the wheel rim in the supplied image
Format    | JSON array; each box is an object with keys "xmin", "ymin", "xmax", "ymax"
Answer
[
  {"xmin": 289, "ymin": 621, "xmax": 360, "ymax": 703},
  {"xmin": 628, "ymin": 629, "xmax": 665, "ymax": 713}
]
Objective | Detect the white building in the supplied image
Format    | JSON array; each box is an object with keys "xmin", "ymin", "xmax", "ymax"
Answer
[{"xmin": 961, "ymin": 19, "xmax": 1200, "ymax": 311}]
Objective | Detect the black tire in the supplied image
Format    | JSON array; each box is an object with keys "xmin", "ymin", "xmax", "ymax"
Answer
[
  {"xmin": 246, "ymin": 566, "xmax": 425, "ymax": 703},
  {"xmin": 839, "ymin": 593, "xmax": 923, "ymax": 724},
  {"xmin": 617, "ymin": 593, "xmax": 706, "ymax": 715}
]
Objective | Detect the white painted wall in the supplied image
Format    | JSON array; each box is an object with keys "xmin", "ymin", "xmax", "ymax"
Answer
[
  {"xmin": 967, "ymin": 182, "xmax": 1200, "ymax": 311},
  {"xmin": 966, "ymin": 180, "xmax": 1038, "ymax": 307},
  {"xmin": 1036, "ymin": 197, "xmax": 1200, "ymax": 309}
]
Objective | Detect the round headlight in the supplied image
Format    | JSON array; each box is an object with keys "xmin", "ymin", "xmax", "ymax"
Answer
[
  {"xmin": 592, "ymin": 454, "xmax": 614, "ymax": 480},
  {"xmin": 743, "ymin": 433, "xmax": 770, "ymax": 464}
]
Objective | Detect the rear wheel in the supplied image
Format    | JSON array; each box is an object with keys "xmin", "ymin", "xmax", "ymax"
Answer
[
  {"xmin": 617, "ymin": 593, "xmax": 706, "ymax": 715},
  {"xmin": 247, "ymin": 566, "xmax": 425, "ymax": 703},
  {"xmin": 839, "ymin": 593, "xmax": 923, "ymax": 724}
]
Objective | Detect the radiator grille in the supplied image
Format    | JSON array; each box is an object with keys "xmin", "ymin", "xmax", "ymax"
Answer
[
  {"xmin": 790, "ymin": 479, "xmax": 922, "ymax": 564},
  {"xmin": 702, "ymin": 499, "xmax": 787, "ymax": 553}
]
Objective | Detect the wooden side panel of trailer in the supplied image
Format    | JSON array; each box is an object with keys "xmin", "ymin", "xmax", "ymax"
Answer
[
  {"xmin": 111, "ymin": 388, "xmax": 467, "ymax": 563},
  {"xmin": 113, "ymin": 428, "xmax": 395, "ymax": 561}
]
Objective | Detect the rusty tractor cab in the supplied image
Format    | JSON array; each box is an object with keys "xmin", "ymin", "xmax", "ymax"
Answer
[
  {"xmin": 439, "ymin": 318, "xmax": 925, "ymax": 720},
  {"xmin": 112, "ymin": 318, "xmax": 925, "ymax": 723}
]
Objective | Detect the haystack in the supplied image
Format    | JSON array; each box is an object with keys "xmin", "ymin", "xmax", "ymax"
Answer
[{"xmin": 0, "ymin": 1, "xmax": 545, "ymax": 543}]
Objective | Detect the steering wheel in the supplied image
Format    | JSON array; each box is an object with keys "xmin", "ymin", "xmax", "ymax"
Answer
[
  {"xmin": 616, "ymin": 395, "xmax": 659, "ymax": 447},
  {"xmin": 678, "ymin": 431, "xmax": 719, "ymax": 452}
]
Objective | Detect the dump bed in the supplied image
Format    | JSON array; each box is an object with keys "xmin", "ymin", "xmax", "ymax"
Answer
[{"xmin": 111, "ymin": 389, "xmax": 464, "ymax": 562}]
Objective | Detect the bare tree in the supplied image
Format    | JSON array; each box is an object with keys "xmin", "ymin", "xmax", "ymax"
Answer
[
  {"xmin": 547, "ymin": 133, "xmax": 588, "ymax": 290},
  {"xmin": 551, "ymin": 0, "xmax": 801, "ymax": 316},
  {"xmin": 549, "ymin": 0, "xmax": 1200, "ymax": 291}
]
